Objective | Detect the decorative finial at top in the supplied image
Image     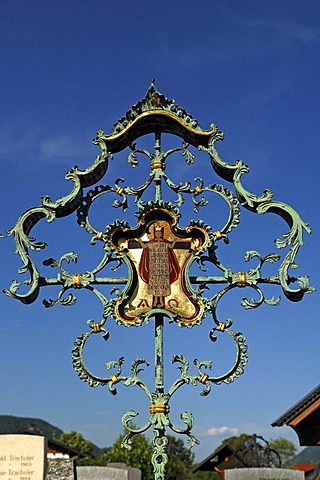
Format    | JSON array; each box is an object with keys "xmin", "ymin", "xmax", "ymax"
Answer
[{"xmin": 95, "ymin": 82, "xmax": 222, "ymax": 153}]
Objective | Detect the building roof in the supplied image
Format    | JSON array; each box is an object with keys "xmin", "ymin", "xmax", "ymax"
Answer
[
  {"xmin": 21, "ymin": 426, "xmax": 85, "ymax": 458},
  {"xmin": 194, "ymin": 434, "xmax": 283, "ymax": 473},
  {"xmin": 290, "ymin": 448, "xmax": 320, "ymax": 480},
  {"xmin": 272, "ymin": 385, "xmax": 320, "ymax": 427},
  {"xmin": 272, "ymin": 385, "xmax": 320, "ymax": 446},
  {"xmin": 293, "ymin": 447, "xmax": 320, "ymax": 465},
  {"xmin": 193, "ymin": 444, "xmax": 239, "ymax": 473}
]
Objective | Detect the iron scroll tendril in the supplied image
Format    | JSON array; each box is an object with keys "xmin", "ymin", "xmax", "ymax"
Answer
[{"xmin": 3, "ymin": 82, "xmax": 314, "ymax": 480}]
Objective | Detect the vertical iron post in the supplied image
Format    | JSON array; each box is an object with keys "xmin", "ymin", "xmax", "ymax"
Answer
[{"xmin": 155, "ymin": 314, "xmax": 164, "ymax": 394}]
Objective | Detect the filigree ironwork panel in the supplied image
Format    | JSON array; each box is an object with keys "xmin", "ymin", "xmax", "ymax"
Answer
[{"xmin": 3, "ymin": 81, "xmax": 314, "ymax": 480}]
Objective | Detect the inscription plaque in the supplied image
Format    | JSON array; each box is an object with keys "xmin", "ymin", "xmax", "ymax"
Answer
[
  {"xmin": 0, "ymin": 434, "xmax": 47, "ymax": 480},
  {"xmin": 224, "ymin": 468, "xmax": 304, "ymax": 480}
]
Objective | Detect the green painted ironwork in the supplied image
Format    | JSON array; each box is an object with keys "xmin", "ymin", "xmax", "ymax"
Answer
[{"xmin": 3, "ymin": 81, "xmax": 314, "ymax": 480}]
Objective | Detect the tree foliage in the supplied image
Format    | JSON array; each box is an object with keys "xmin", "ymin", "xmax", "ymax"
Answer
[
  {"xmin": 219, "ymin": 433, "xmax": 296, "ymax": 468},
  {"xmin": 220, "ymin": 433, "xmax": 250, "ymax": 450},
  {"xmin": 107, "ymin": 432, "xmax": 196, "ymax": 480},
  {"xmin": 269, "ymin": 437, "xmax": 297, "ymax": 467},
  {"xmin": 107, "ymin": 431, "xmax": 154, "ymax": 480},
  {"xmin": 192, "ymin": 467, "xmax": 218, "ymax": 480},
  {"xmin": 77, "ymin": 448, "xmax": 112, "ymax": 467},
  {"xmin": 60, "ymin": 428, "xmax": 297, "ymax": 477},
  {"xmin": 59, "ymin": 430, "xmax": 94, "ymax": 457},
  {"xmin": 77, "ymin": 430, "xmax": 198, "ymax": 480},
  {"xmin": 165, "ymin": 435, "xmax": 195, "ymax": 480}
]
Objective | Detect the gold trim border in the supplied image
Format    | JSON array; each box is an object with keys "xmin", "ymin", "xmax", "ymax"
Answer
[
  {"xmin": 149, "ymin": 403, "xmax": 170, "ymax": 414},
  {"xmin": 102, "ymin": 110, "xmax": 217, "ymax": 143}
]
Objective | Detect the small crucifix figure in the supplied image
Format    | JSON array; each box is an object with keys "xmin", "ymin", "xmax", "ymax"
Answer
[
  {"xmin": 137, "ymin": 223, "xmax": 180, "ymax": 308},
  {"xmin": 110, "ymin": 208, "xmax": 209, "ymax": 326}
]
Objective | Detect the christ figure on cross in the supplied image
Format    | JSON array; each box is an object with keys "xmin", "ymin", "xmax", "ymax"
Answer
[{"xmin": 138, "ymin": 223, "xmax": 180, "ymax": 308}]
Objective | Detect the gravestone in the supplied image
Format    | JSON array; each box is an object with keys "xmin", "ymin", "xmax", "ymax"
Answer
[
  {"xmin": 107, "ymin": 464, "xmax": 140, "ymax": 480},
  {"xmin": 224, "ymin": 468, "xmax": 304, "ymax": 480},
  {"xmin": 0, "ymin": 434, "xmax": 47, "ymax": 479},
  {"xmin": 46, "ymin": 459, "xmax": 76, "ymax": 480},
  {"xmin": 77, "ymin": 464, "xmax": 141, "ymax": 480}
]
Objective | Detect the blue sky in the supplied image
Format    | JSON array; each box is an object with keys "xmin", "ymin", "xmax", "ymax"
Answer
[{"xmin": 0, "ymin": 0, "xmax": 319, "ymax": 462}]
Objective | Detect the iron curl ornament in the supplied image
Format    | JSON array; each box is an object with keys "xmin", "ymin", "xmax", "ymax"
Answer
[{"xmin": 3, "ymin": 81, "xmax": 314, "ymax": 480}]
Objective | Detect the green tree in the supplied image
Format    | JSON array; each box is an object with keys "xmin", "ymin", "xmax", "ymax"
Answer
[
  {"xmin": 192, "ymin": 467, "xmax": 218, "ymax": 480},
  {"xmin": 220, "ymin": 433, "xmax": 250, "ymax": 450},
  {"xmin": 269, "ymin": 437, "xmax": 297, "ymax": 468},
  {"xmin": 218, "ymin": 433, "xmax": 297, "ymax": 469},
  {"xmin": 77, "ymin": 448, "xmax": 112, "ymax": 466},
  {"xmin": 165, "ymin": 435, "xmax": 195, "ymax": 480},
  {"xmin": 59, "ymin": 430, "xmax": 94, "ymax": 457},
  {"xmin": 104, "ymin": 431, "xmax": 198, "ymax": 480},
  {"xmin": 108, "ymin": 431, "xmax": 154, "ymax": 480}
]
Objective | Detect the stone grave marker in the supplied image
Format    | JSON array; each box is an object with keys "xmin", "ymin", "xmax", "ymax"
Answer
[
  {"xmin": 107, "ymin": 464, "xmax": 141, "ymax": 480},
  {"xmin": 0, "ymin": 434, "xmax": 47, "ymax": 480},
  {"xmin": 77, "ymin": 466, "xmax": 125, "ymax": 480},
  {"xmin": 224, "ymin": 468, "xmax": 304, "ymax": 480},
  {"xmin": 77, "ymin": 463, "xmax": 141, "ymax": 480}
]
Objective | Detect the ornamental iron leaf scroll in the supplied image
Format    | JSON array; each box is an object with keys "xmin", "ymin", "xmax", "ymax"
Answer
[{"xmin": 3, "ymin": 81, "xmax": 314, "ymax": 480}]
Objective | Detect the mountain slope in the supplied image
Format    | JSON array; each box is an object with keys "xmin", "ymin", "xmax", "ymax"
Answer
[
  {"xmin": 0, "ymin": 415, "xmax": 103, "ymax": 456},
  {"xmin": 0, "ymin": 415, "xmax": 63, "ymax": 439}
]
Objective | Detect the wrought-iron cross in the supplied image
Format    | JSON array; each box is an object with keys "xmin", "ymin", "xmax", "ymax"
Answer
[{"xmin": 3, "ymin": 81, "xmax": 314, "ymax": 479}]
